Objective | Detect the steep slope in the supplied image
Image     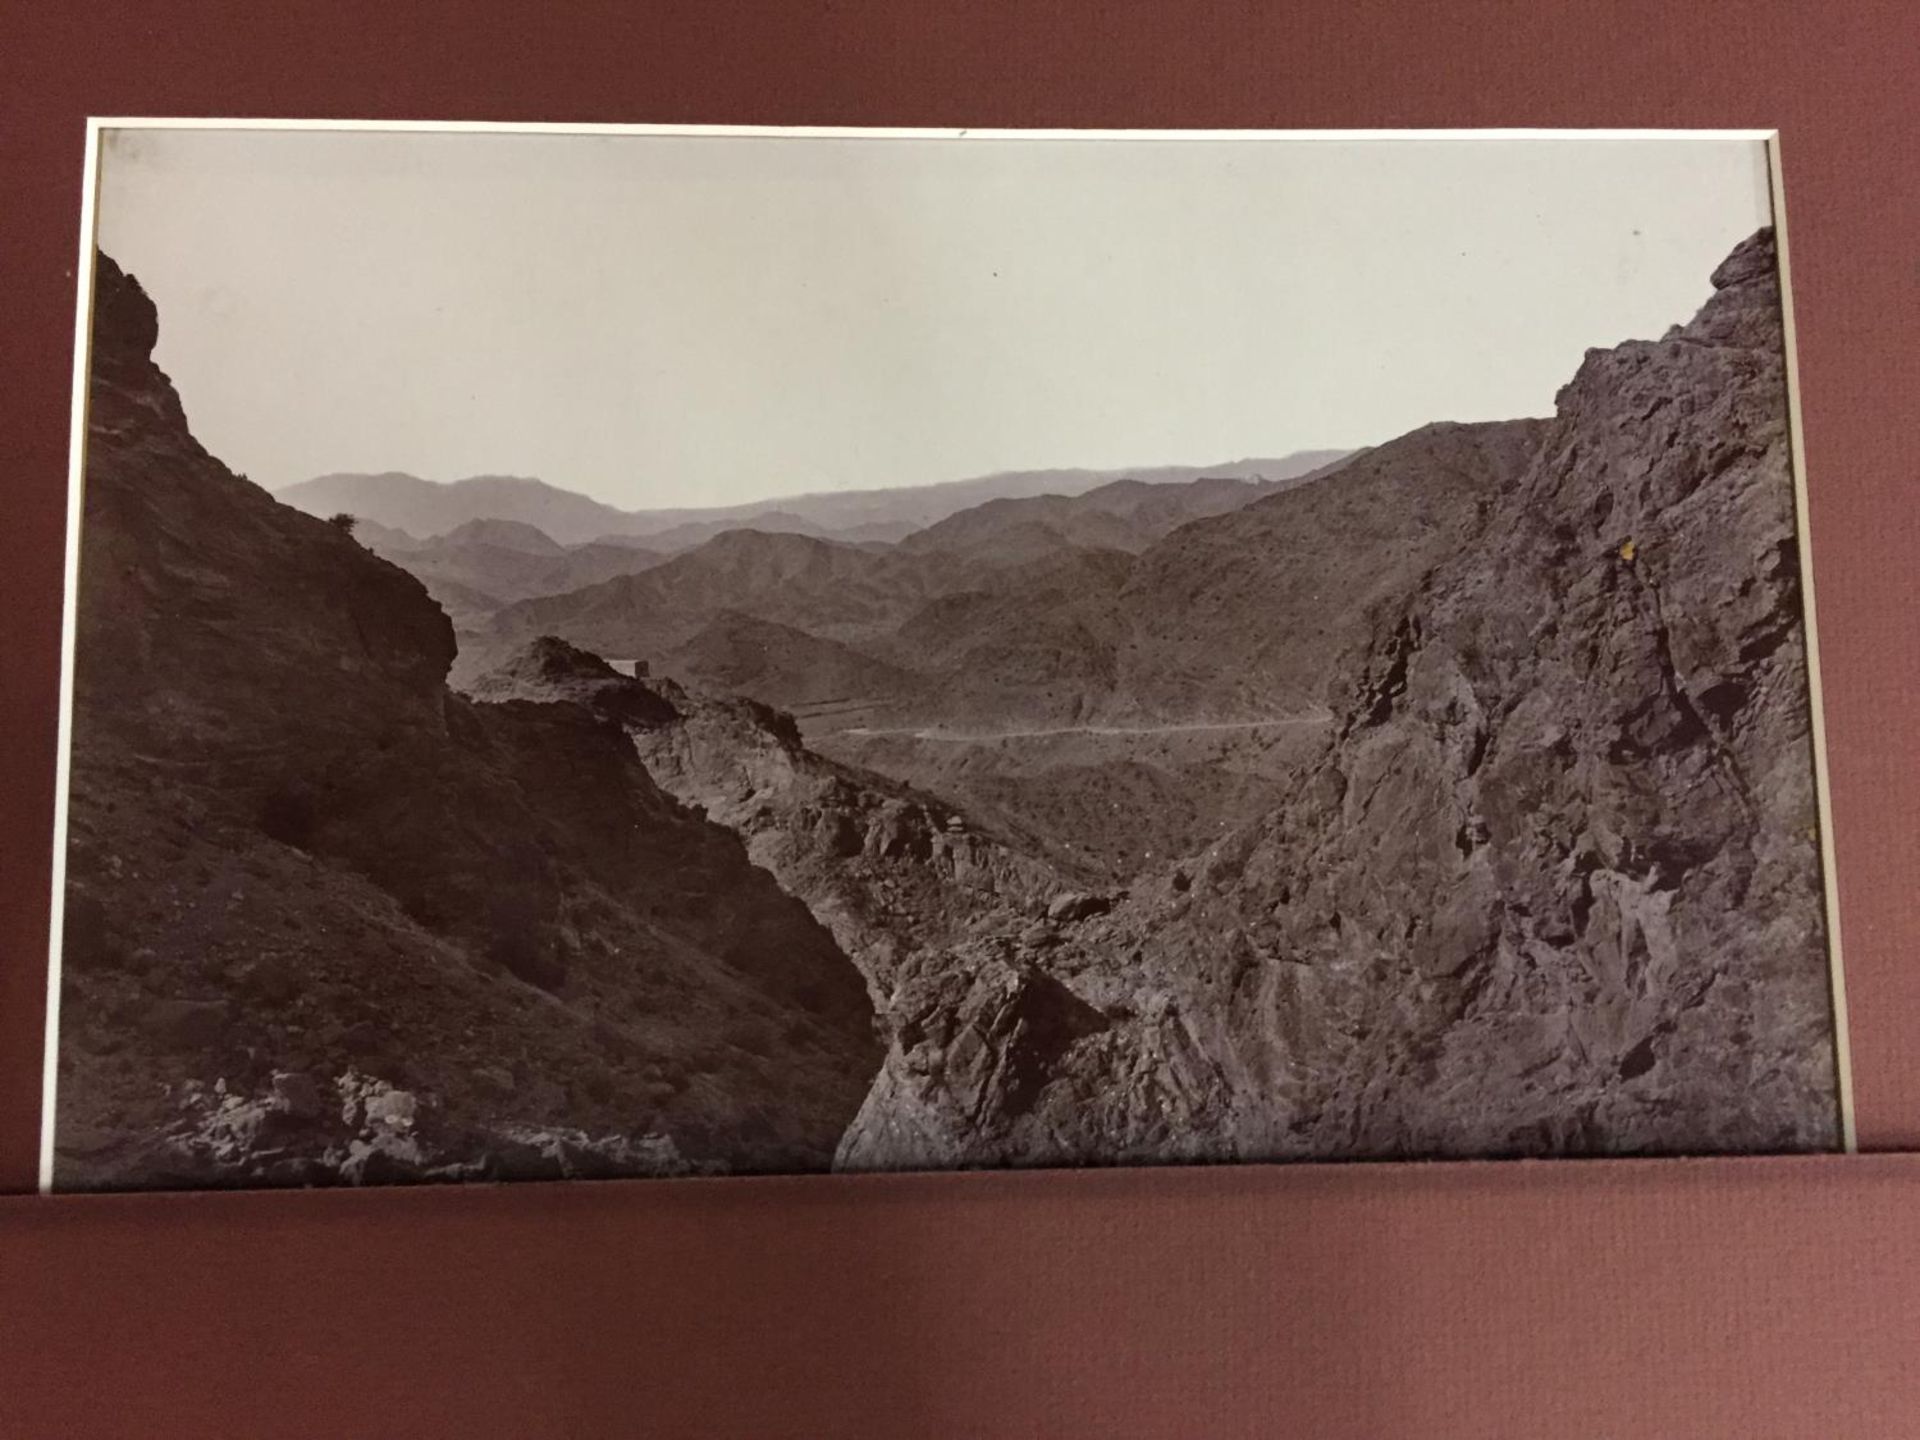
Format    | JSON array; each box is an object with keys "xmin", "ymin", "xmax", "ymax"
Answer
[
  {"xmin": 658, "ymin": 612, "xmax": 922, "ymax": 722},
  {"xmin": 349, "ymin": 518, "xmax": 423, "ymax": 552},
  {"xmin": 469, "ymin": 639, "xmax": 1071, "ymax": 999},
  {"xmin": 55, "ymin": 256, "xmax": 881, "ymax": 1189},
  {"xmin": 1104, "ymin": 419, "xmax": 1550, "ymax": 723},
  {"xmin": 839, "ymin": 229, "xmax": 1839, "ymax": 1169},
  {"xmin": 870, "ymin": 547, "xmax": 1138, "ymax": 726}
]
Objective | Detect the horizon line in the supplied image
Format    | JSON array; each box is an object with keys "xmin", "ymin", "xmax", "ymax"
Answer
[{"xmin": 269, "ymin": 445, "xmax": 1366, "ymax": 517}]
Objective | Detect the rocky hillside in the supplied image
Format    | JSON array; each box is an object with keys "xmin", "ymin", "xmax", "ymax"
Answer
[
  {"xmin": 838, "ymin": 228, "xmax": 1840, "ymax": 1168},
  {"xmin": 658, "ymin": 611, "xmax": 923, "ymax": 722},
  {"xmin": 898, "ymin": 458, "xmax": 1355, "ymax": 561},
  {"xmin": 54, "ymin": 255, "xmax": 882, "ymax": 1189},
  {"xmin": 811, "ymin": 426, "xmax": 1542, "ymax": 870},
  {"xmin": 480, "ymin": 528, "xmax": 976, "ymax": 680},
  {"xmin": 466, "ymin": 638, "xmax": 1071, "ymax": 1002},
  {"xmin": 1099, "ymin": 419, "xmax": 1548, "ymax": 723}
]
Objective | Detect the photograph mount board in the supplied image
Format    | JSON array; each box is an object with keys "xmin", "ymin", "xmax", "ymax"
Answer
[{"xmin": 42, "ymin": 123, "xmax": 1850, "ymax": 1192}]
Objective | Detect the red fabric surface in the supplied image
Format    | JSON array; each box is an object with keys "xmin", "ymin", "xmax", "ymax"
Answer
[{"xmin": 3, "ymin": 1154, "xmax": 1919, "ymax": 1438}]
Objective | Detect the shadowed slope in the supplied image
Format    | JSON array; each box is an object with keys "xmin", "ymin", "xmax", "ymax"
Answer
[{"xmin": 57, "ymin": 256, "xmax": 881, "ymax": 1189}]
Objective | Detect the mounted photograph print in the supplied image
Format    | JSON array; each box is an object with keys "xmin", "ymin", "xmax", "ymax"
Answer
[{"xmin": 44, "ymin": 123, "xmax": 1849, "ymax": 1191}]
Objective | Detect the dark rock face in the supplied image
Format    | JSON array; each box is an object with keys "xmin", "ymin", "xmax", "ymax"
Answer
[
  {"xmin": 54, "ymin": 256, "xmax": 881, "ymax": 1189},
  {"xmin": 464, "ymin": 633, "xmax": 680, "ymax": 727},
  {"xmin": 839, "ymin": 229, "xmax": 1839, "ymax": 1169},
  {"xmin": 1106, "ymin": 418, "xmax": 1552, "ymax": 724},
  {"xmin": 468, "ymin": 640, "xmax": 1068, "ymax": 1005}
]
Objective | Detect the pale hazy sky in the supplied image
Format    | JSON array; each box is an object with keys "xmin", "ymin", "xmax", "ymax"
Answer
[{"xmin": 94, "ymin": 129, "xmax": 1773, "ymax": 509}]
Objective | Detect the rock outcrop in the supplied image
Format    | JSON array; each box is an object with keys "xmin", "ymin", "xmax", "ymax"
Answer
[
  {"xmin": 54, "ymin": 255, "xmax": 882, "ymax": 1189},
  {"xmin": 466, "ymin": 637, "xmax": 1068, "ymax": 1003},
  {"xmin": 838, "ymin": 229, "xmax": 1839, "ymax": 1168}
]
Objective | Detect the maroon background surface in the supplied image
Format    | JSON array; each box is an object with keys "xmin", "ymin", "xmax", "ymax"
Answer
[
  {"xmin": 4, "ymin": 1156, "xmax": 1920, "ymax": 1439},
  {"xmin": 2, "ymin": 2, "xmax": 1917, "ymax": 1434}
]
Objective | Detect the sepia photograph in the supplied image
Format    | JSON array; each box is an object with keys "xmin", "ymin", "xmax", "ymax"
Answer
[{"xmin": 44, "ymin": 124, "xmax": 1847, "ymax": 1190}]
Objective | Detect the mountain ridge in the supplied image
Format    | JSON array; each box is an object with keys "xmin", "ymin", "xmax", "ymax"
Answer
[
  {"xmin": 899, "ymin": 452, "xmax": 1360, "ymax": 559},
  {"xmin": 278, "ymin": 450, "xmax": 1354, "ymax": 546}
]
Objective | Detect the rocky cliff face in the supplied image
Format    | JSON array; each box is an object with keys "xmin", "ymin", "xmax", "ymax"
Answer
[
  {"xmin": 55, "ymin": 256, "xmax": 881, "ymax": 1188},
  {"xmin": 838, "ymin": 229, "xmax": 1839, "ymax": 1168},
  {"xmin": 1104, "ymin": 418, "xmax": 1550, "ymax": 724},
  {"xmin": 467, "ymin": 638, "xmax": 1068, "ymax": 1005}
]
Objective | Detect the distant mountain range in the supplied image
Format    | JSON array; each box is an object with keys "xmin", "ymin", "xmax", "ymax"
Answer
[
  {"xmin": 275, "ymin": 451, "xmax": 1354, "ymax": 547},
  {"xmin": 456, "ymin": 436, "xmax": 1506, "ymax": 733},
  {"xmin": 300, "ymin": 449, "xmax": 1363, "ymax": 661},
  {"xmin": 445, "ymin": 423, "xmax": 1531, "ymax": 737},
  {"xmin": 898, "ymin": 461, "xmax": 1355, "ymax": 560},
  {"xmin": 472, "ymin": 529, "xmax": 973, "ymax": 684},
  {"xmin": 352, "ymin": 517, "xmax": 667, "ymax": 628}
]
